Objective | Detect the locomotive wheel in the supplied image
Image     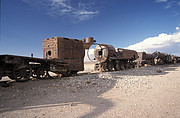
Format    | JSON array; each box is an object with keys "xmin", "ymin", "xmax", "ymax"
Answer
[
  {"xmin": 36, "ymin": 67, "xmax": 50, "ymax": 79},
  {"xmin": 32, "ymin": 69, "xmax": 38, "ymax": 78},
  {"xmin": 99, "ymin": 63, "xmax": 107, "ymax": 72},
  {"xmin": 120, "ymin": 63, "xmax": 125, "ymax": 70},
  {"xmin": 125, "ymin": 63, "xmax": 130, "ymax": 69},
  {"xmin": 13, "ymin": 65, "xmax": 32, "ymax": 82},
  {"xmin": 101, "ymin": 65, "xmax": 107, "ymax": 72},
  {"xmin": 0, "ymin": 67, "xmax": 3, "ymax": 80},
  {"xmin": 94, "ymin": 65, "xmax": 99, "ymax": 71},
  {"xmin": 114, "ymin": 63, "xmax": 120, "ymax": 71},
  {"xmin": 131, "ymin": 63, "xmax": 135, "ymax": 68},
  {"xmin": 107, "ymin": 62, "xmax": 113, "ymax": 71}
]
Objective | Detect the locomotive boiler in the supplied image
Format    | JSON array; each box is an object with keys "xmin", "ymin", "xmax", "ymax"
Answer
[{"xmin": 94, "ymin": 44, "xmax": 138, "ymax": 71}]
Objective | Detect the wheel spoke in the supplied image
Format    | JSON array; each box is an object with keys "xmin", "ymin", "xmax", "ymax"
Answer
[{"xmin": 13, "ymin": 65, "xmax": 32, "ymax": 82}]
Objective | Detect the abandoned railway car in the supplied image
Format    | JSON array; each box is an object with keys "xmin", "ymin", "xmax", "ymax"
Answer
[
  {"xmin": 43, "ymin": 37, "xmax": 85, "ymax": 75},
  {"xmin": 0, "ymin": 37, "xmax": 95, "ymax": 81},
  {"xmin": 134, "ymin": 52, "xmax": 155, "ymax": 67},
  {"xmin": 0, "ymin": 54, "xmax": 61, "ymax": 81}
]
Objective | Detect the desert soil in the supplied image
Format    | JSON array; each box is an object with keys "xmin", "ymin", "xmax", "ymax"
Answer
[{"xmin": 0, "ymin": 63, "xmax": 180, "ymax": 118}]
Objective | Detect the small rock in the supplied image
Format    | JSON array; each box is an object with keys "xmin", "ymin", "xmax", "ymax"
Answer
[
  {"xmin": 69, "ymin": 102, "xmax": 77, "ymax": 106},
  {"xmin": 86, "ymin": 80, "xmax": 91, "ymax": 84},
  {"xmin": 156, "ymin": 69, "xmax": 162, "ymax": 73}
]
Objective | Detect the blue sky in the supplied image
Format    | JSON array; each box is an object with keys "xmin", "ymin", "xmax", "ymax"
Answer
[{"xmin": 1, "ymin": 0, "xmax": 180, "ymax": 58}]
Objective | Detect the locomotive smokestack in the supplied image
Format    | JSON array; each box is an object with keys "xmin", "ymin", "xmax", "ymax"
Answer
[{"xmin": 82, "ymin": 37, "xmax": 96, "ymax": 49}]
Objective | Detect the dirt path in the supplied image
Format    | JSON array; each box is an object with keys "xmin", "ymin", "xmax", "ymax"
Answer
[{"xmin": 0, "ymin": 64, "xmax": 180, "ymax": 118}]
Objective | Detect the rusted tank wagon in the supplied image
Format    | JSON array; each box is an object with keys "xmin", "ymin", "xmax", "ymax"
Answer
[
  {"xmin": 94, "ymin": 44, "xmax": 138, "ymax": 71},
  {"xmin": 134, "ymin": 52, "xmax": 155, "ymax": 67},
  {"xmin": 43, "ymin": 37, "xmax": 85, "ymax": 75}
]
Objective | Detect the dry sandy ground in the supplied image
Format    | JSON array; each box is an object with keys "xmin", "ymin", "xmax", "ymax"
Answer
[{"xmin": 0, "ymin": 63, "xmax": 180, "ymax": 118}]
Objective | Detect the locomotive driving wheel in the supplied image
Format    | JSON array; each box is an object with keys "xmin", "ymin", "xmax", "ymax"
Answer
[
  {"xmin": 101, "ymin": 65, "xmax": 107, "ymax": 72},
  {"xmin": 99, "ymin": 63, "xmax": 107, "ymax": 72},
  {"xmin": 13, "ymin": 65, "xmax": 32, "ymax": 82},
  {"xmin": 114, "ymin": 62, "xmax": 120, "ymax": 71},
  {"xmin": 0, "ymin": 67, "xmax": 3, "ymax": 80},
  {"xmin": 107, "ymin": 61, "xmax": 113, "ymax": 71},
  {"xmin": 120, "ymin": 63, "xmax": 125, "ymax": 70},
  {"xmin": 125, "ymin": 63, "xmax": 130, "ymax": 69}
]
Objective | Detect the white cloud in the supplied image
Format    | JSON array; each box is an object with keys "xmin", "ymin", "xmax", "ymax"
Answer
[
  {"xmin": 176, "ymin": 27, "xmax": 180, "ymax": 30},
  {"xmin": 50, "ymin": 0, "xmax": 72, "ymax": 9},
  {"xmin": 163, "ymin": 1, "xmax": 180, "ymax": 10},
  {"xmin": 22, "ymin": 0, "xmax": 99, "ymax": 22},
  {"xmin": 76, "ymin": 11, "xmax": 99, "ymax": 15},
  {"xmin": 155, "ymin": 0, "xmax": 180, "ymax": 16},
  {"xmin": 164, "ymin": 1, "xmax": 177, "ymax": 9},
  {"xmin": 155, "ymin": 0, "xmax": 168, "ymax": 3},
  {"xmin": 73, "ymin": 11, "xmax": 99, "ymax": 22},
  {"xmin": 172, "ymin": 11, "xmax": 179, "ymax": 16},
  {"xmin": 127, "ymin": 31, "xmax": 180, "ymax": 56},
  {"xmin": 165, "ymin": 2, "xmax": 172, "ymax": 9}
]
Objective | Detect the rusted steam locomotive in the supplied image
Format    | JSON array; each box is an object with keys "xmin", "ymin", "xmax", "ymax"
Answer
[
  {"xmin": 94, "ymin": 44, "xmax": 138, "ymax": 71},
  {"xmin": 0, "ymin": 37, "xmax": 95, "ymax": 81},
  {"xmin": 151, "ymin": 51, "xmax": 180, "ymax": 65},
  {"xmin": 134, "ymin": 51, "xmax": 180, "ymax": 66}
]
